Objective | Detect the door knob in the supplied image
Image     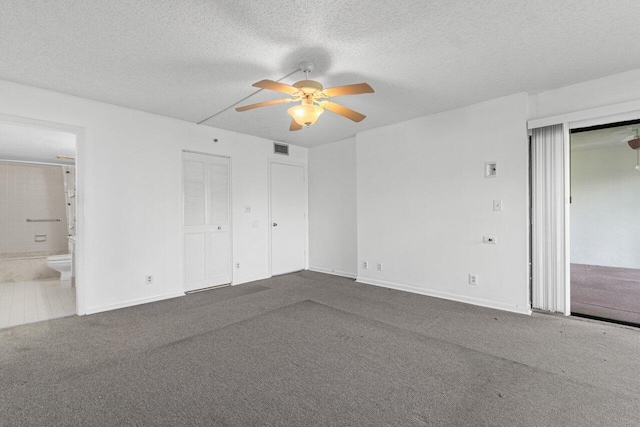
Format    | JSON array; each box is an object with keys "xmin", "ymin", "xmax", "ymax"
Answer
[
  {"xmin": 273, "ymin": 223, "xmax": 278, "ymax": 227},
  {"xmin": 217, "ymin": 226, "xmax": 222, "ymax": 230}
]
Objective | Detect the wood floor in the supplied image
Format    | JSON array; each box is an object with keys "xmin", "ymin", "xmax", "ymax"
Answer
[{"xmin": 571, "ymin": 263, "xmax": 640, "ymax": 325}]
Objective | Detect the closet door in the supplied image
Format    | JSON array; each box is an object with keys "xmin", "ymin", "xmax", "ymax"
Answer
[
  {"xmin": 183, "ymin": 152, "xmax": 231, "ymax": 292},
  {"xmin": 270, "ymin": 162, "xmax": 306, "ymax": 275}
]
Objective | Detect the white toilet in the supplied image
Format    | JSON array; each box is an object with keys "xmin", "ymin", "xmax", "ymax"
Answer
[{"xmin": 46, "ymin": 254, "xmax": 72, "ymax": 281}]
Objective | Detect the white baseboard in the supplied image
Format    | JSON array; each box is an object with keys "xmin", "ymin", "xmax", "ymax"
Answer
[
  {"xmin": 309, "ymin": 266, "xmax": 357, "ymax": 279},
  {"xmin": 356, "ymin": 276, "xmax": 531, "ymax": 316},
  {"xmin": 84, "ymin": 291, "xmax": 185, "ymax": 315}
]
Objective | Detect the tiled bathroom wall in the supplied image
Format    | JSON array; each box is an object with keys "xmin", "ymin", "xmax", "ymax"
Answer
[{"xmin": 0, "ymin": 162, "xmax": 68, "ymax": 255}]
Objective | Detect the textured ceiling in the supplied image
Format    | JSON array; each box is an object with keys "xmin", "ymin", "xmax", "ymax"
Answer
[
  {"xmin": 2, "ymin": 1, "xmax": 640, "ymax": 147},
  {"xmin": 0, "ymin": 123, "xmax": 76, "ymax": 165}
]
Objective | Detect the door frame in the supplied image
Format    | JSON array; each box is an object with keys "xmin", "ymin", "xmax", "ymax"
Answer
[
  {"xmin": 181, "ymin": 149, "xmax": 233, "ymax": 292},
  {"xmin": 528, "ymin": 106, "xmax": 640, "ymax": 315},
  {"xmin": 267, "ymin": 158, "xmax": 308, "ymax": 277},
  {"xmin": 0, "ymin": 113, "xmax": 87, "ymax": 315}
]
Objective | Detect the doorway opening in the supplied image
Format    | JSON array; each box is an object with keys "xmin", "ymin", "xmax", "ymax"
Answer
[
  {"xmin": 0, "ymin": 117, "xmax": 81, "ymax": 328},
  {"xmin": 569, "ymin": 119, "xmax": 640, "ymax": 327}
]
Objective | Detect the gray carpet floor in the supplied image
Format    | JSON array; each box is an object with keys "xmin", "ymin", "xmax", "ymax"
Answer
[
  {"xmin": 1, "ymin": 271, "xmax": 639, "ymax": 426},
  {"xmin": 571, "ymin": 263, "xmax": 640, "ymax": 324}
]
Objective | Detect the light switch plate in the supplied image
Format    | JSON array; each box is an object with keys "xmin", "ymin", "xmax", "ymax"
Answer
[{"xmin": 493, "ymin": 199, "xmax": 503, "ymax": 211}]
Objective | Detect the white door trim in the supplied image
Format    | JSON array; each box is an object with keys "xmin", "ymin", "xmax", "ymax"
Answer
[
  {"xmin": 562, "ymin": 123, "xmax": 571, "ymax": 314},
  {"xmin": 267, "ymin": 158, "xmax": 308, "ymax": 278},
  {"xmin": 181, "ymin": 150, "xmax": 233, "ymax": 291},
  {"xmin": 0, "ymin": 113, "xmax": 87, "ymax": 315},
  {"xmin": 528, "ymin": 100, "xmax": 640, "ymax": 130}
]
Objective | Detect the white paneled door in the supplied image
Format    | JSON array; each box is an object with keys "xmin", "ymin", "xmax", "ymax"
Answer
[
  {"xmin": 270, "ymin": 162, "xmax": 305, "ymax": 276},
  {"xmin": 183, "ymin": 152, "xmax": 231, "ymax": 292}
]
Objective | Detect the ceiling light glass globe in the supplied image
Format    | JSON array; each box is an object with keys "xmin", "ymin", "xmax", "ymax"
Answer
[{"xmin": 287, "ymin": 104, "xmax": 324, "ymax": 126}]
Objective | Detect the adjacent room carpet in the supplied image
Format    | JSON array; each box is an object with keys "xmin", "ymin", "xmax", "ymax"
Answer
[
  {"xmin": 1, "ymin": 271, "xmax": 639, "ymax": 426},
  {"xmin": 571, "ymin": 263, "xmax": 640, "ymax": 325}
]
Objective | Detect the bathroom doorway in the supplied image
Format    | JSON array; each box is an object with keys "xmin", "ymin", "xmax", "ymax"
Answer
[
  {"xmin": 0, "ymin": 116, "xmax": 82, "ymax": 328},
  {"xmin": 570, "ymin": 119, "xmax": 640, "ymax": 326}
]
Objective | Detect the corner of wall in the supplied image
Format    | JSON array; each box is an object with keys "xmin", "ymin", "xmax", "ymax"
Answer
[{"xmin": 308, "ymin": 137, "xmax": 358, "ymax": 278}]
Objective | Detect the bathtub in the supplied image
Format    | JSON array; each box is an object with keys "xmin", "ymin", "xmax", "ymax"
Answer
[{"xmin": 0, "ymin": 250, "xmax": 68, "ymax": 284}]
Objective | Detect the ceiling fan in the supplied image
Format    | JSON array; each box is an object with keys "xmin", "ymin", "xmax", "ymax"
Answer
[
  {"xmin": 623, "ymin": 128, "xmax": 640, "ymax": 170},
  {"xmin": 235, "ymin": 62, "xmax": 374, "ymax": 131}
]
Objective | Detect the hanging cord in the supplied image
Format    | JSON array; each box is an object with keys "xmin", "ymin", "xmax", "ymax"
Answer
[{"xmin": 196, "ymin": 68, "xmax": 301, "ymax": 125}]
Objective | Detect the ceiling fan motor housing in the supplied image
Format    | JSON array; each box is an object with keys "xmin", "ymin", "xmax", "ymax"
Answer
[{"xmin": 293, "ymin": 80, "xmax": 323, "ymax": 95}]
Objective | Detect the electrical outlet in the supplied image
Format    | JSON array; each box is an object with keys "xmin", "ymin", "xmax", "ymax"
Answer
[
  {"xmin": 469, "ymin": 274, "xmax": 478, "ymax": 285},
  {"xmin": 483, "ymin": 236, "xmax": 497, "ymax": 244},
  {"xmin": 362, "ymin": 261, "xmax": 368, "ymax": 269},
  {"xmin": 377, "ymin": 263, "xmax": 383, "ymax": 271},
  {"xmin": 145, "ymin": 275, "xmax": 153, "ymax": 284},
  {"xmin": 235, "ymin": 262, "xmax": 240, "ymax": 269}
]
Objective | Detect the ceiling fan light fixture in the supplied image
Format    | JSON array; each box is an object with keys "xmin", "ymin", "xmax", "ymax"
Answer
[
  {"xmin": 234, "ymin": 62, "xmax": 373, "ymax": 131},
  {"xmin": 287, "ymin": 104, "xmax": 324, "ymax": 126},
  {"xmin": 627, "ymin": 137, "xmax": 640, "ymax": 150}
]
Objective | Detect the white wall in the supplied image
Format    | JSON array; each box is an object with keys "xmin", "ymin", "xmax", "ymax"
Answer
[
  {"xmin": 5, "ymin": 66, "xmax": 640, "ymax": 317},
  {"xmin": 356, "ymin": 93, "xmax": 531, "ymax": 314},
  {"xmin": 0, "ymin": 162, "xmax": 68, "ymax": 254},
  {"xmin": 0, "ymin": 80, "xmax": 307, "ymax": 314},
  {"xmin": 305, "ymin": 68, "xmax": 640, "ymax": 315},
  {"xmin": 308, "ymin": 137, "xmax": 357, "ymax": 278},
  {"xmin": 571, "ymin": 144, "xmax": 640, "ymax": 269}
]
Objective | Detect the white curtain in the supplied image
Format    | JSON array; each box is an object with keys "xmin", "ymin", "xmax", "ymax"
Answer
[{"xmin": 531, "ymin": 124, "xmax": 570, "ymax": 314}]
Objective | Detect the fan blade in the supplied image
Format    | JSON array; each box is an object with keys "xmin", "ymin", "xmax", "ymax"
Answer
[
  {"xmin": 289, "ymin": 119, "xmax": 303, "ymax": 131},
  {"xmin": 620, "ymin": 128, "xmax": 640, "ymax": 142},
  {"xmin": 235, "ymin": 98, "xmax": 290, "ymax": 112},
  {"xmin": 322, "ymin": 83, "xmax": 374, "ymax": 98},
  {"xmin": 252, "ymin": 79, "xmax": 299, "ymax": 95},
  {"xmin": 321, "ymin": 101, "xmax": 366, "ymax": 122}
]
